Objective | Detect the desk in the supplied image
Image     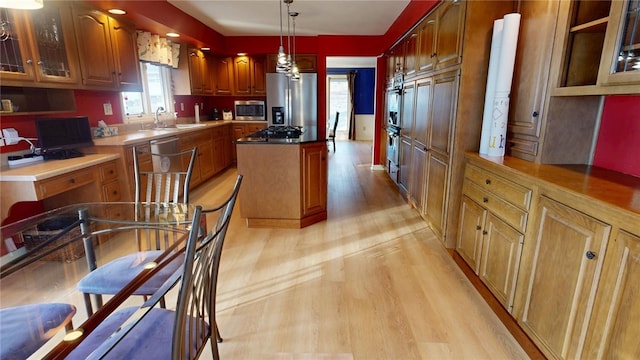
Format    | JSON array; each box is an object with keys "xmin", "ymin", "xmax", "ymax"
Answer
[
  {"xmin": 0, "ymin": 154, "xmax": 122, "ymax": 220},
  {"xmin": 0, "ymin": 202, "xmax": 197, "ymax": 358}
]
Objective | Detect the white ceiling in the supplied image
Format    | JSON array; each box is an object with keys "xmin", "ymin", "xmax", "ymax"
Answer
[{"xmin": 167, "ymin": 0, "xmax": 411, "ymax": 37}]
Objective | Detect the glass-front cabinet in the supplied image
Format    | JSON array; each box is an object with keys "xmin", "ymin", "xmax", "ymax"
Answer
[
  {"xmin": 0, "ymin": 2, "xmax": 80, "ymax": 86},
  {"xmin": 599, "ymin": 0, "xmax": 640, "ymax": 85},
  {"xmin": 553, "ymin": 0, "xmax": 640, "ymax": 94}
]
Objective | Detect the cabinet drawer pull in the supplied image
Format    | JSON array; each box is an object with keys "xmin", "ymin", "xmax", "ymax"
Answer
[
  {"xmin": 69, "ymin": 178, "xmax": 75, "ymax": 184},
  {"xmin": 482, "ymin": 197, "xmax": 489, "ymax": 203},
  {"xmin": 586, "ymin": 251, "xmax": 597, "ymax": 260},
  {"xmin": 485, "ymin": 179, "xmax": 491, "ymax": 185}
]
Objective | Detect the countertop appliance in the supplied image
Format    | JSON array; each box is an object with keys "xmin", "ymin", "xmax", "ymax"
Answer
[
  {"xmin": 266, "ymin": 73, "xmax": 317, "ymax": 134},
  {"xmin": 234, "ymin": 100, "xmax": 265, "ymax": 121},
  {"xmin": 223, "ymin": 109, "xmax": 233, "ymax": 120}
]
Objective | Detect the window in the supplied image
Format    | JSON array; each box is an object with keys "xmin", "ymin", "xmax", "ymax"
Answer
[{"xmin": 121, "ymin": 62, "xmax": 174, "ymax": 122}]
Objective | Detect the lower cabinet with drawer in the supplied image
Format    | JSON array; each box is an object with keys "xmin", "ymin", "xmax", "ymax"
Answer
[
  {"xmin": 459, "ymin": 153, "xmax": 640, "ymax": 360},
  {"xmin": 457, "ymin": 163, "xmax": 531, "ymax": 313}
]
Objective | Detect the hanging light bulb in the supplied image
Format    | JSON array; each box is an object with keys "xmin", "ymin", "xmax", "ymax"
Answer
[
  {"xmin": 284, "ymin": 0, "xmax": 294, "ymax": 76},
  {"xmin": 276, "ymin": 0, "xmax": 292, "ymax": 73},
  {"xmin": 290, "ymin": 11, "xmax": 300, "ymax": 80}
]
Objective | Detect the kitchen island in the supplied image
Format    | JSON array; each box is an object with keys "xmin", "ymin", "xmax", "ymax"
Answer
[{"xmin": 235, "ymin": 126, "xmax": 327, "ymax": 228}]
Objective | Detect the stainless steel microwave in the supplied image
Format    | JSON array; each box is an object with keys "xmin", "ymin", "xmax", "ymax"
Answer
[{"xmin": 234, "ymin": 100, "xmax": 266, "ymax": 121}]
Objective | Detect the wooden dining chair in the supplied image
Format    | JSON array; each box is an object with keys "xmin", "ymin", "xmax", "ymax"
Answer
[
  {"xmin": 0, "ymin": 303, "xmax": 76, "ymax": 359},
  {"xmin": 66, "ymin": 175, "xmax": 242, "ymax": 360},
  {"xmin": 77, "ymin": 146, "xmax": 197, "ymax": 316},
  {"xmin": 328, "ymin": 111, "xmax": 339, "ymax": 152}
]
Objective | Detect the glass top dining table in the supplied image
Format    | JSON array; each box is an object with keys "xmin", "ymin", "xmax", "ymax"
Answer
[{"xmin": 0, "ymin": 202, "xmax": 199, "ymax": 359}]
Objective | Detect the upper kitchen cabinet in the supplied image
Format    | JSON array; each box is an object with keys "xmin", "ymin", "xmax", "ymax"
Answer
[
  {"xmin": 402, "ymin": 0, "xmax": 463, "ymax": 78},
  {"xmin": 189, "ymin": 49, "xmax": 214, "ymax": 95},
  {"xmin": 234, "ymin": 55, "xmax": 266, "ymax": 96},
  {"xmin": 71, "ymin": 4, "xmax": 141, "ymax": 91},
  {"xmin": 213, "ymin": 56, "xmax": 234, "ymax": 95},
  {"xmin": 507, "ymin": 0, "xmax": 560, "ymax": 161},
  {"xmin": 550, "ymin": 0, "xmax": 640, "ymax": 95},
  {"xmin": 0, "ymin": 2, "xmax": 81, "ymax": 87},
  {"xmin": 598, "ymin": 0, "xmax": 640, "ymax": 85},
  {"xmin": 266, "ymin": 54, "xmax": 317, "ymax": 73},
  {"xmin": 173, "ymin": 47, "xmax": 214, "ymax": 95}
]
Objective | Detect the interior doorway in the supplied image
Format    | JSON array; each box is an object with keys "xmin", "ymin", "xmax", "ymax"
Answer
[{"xmin": 327, "ymin": 75, "xmax": 350, "ymax": 141}]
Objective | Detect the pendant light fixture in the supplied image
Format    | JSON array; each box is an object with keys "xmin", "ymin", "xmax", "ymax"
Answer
[
  {"xmin": 276, "ymin": 0, "xmax": 293, "ymax": 73},
  {"xmin": 290, "ymin": 11, "xmax": 300, "ymax": 80},
  {"xmin": 284, "ymin": 0, "xmax": 293, "ymax": 77}
]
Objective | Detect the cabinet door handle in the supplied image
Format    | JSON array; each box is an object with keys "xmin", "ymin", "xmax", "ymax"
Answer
[
  {"xmin": 485, "ymin": 179, "xmax": 491, "ymax": 185},
  {"xmin": 532, "ymin": 111, "xmax": 539, "ymax": 117},
  {"xmin": 482, "ymin": 197, "xmax": 488, "ymax": 203},
  {"xmin": 482, "ymin": 230, "xmax": 488, "ymax": 235},
  {"xmin": 586, "ymin": 251, "xmax": 597, "ymax": 260},
  {"xmin": 69, "ymin": 178, "xmax": 75, "ymax": 184},
  {"xmin": 26, "ymin": 59, "xmax": 33, "ymax": 65},
  {"xmin": 476, "ymin": 225, "xmax": 481, "ymax": 230}
]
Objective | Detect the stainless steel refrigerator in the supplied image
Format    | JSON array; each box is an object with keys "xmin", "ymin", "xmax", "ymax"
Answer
[{"xmin": 266, "ymin": 73, "xmax": 318, "ymax": 132}]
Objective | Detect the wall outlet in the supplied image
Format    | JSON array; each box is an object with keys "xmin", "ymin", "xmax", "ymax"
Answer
[
  {"xmin": 103, "ymin": 102, "xmax": 113, "ymax": 115},
  {"xmin": 180, "ymin": 103, "xmax": 185, "ymax": 111}
]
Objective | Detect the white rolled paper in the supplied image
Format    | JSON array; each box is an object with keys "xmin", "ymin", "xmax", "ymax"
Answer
[
  {"xmin": 487, "ymin": 13, "xmax": 521, "ymax": 157},
  {"xmin": 479, "ymin": 19, "xmax": 504, "ymax": 155}
]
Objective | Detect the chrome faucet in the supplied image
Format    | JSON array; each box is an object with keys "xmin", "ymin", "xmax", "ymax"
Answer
[{"xmin": 154, "ymin": 106, "xmax": 165, "ymax": 128}]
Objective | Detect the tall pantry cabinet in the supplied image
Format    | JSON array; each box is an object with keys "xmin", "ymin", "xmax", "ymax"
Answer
[{"xmin": 392, "ymin": 0, "xmax": 515, "ymax": 247}]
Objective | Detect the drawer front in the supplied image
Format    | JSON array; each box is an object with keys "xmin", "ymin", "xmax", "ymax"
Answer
[
  {"xmin": 465, "ymin": 164, "xmax": 532, "ymax": 210},
  {"xmin": 464, "ymin": 179, "xmax": 528, "ymax": 232},
  {"xmin": 37, "ymin": 168, "xmax": 95, "ymax": 199},
  {"xmin": 102, "ymin": 180, "xmax": 122, "ymax": 202},
  {"xmin": 100, "ymin": 161, "xmax": 119, "ymax": 182}
]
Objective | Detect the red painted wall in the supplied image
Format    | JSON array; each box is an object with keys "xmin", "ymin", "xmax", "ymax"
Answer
[
  {"xmin": 1, "ymin": 90, "xmax": 122, "ymax": 153},
  {"xmin": 592, "ymin": 95, "xmax": 640, "ymax": 177}
]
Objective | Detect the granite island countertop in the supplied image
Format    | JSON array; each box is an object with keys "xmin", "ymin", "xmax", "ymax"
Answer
[{"xmin": 235, "ymin": 126, "xmax": 325, "ymax": 144}]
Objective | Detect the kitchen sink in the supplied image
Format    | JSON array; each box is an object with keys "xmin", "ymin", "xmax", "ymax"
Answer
[
  {"xmin": 175, "ymin": 124, "xmax": 207, "ymax": 129},
  {"xmin": 138, "ymin": 124, "xmax": 207, "ymax": 132}
]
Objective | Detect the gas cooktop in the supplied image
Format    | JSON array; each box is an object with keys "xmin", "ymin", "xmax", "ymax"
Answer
[{"xmin": 252, "ymin": 126, "xmax": 304, "ymax": 139}]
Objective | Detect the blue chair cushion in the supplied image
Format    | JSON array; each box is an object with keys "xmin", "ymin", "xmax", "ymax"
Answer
[
  {"xmin": 77, "ymin": 250, "xmax": 185, "ymax": 295},
  {"xmin": 66, "ymin": 307, "xmax": 210, "ymax": 359},
  {"xmin": 0, "ymin": 303, "xmax": 76, "ymax": 359}
]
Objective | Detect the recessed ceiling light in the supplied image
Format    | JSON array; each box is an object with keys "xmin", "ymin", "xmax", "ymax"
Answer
[
  {"xmin": 108, "ymin": 8, "xmax": 127, "ymax": 15},
  {"xmin": 237, "ymin": 52, "xmax": 247, "ymax": 56},
  {"xmin": 166, "ymin": 32, "xmax": 180, "ymax": 38},
  {"xmin": 201, "ymin": 47, "xmax": 211, "ymax": 51}
]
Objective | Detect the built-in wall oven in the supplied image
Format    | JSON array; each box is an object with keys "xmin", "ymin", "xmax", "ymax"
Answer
[{"xmin": 385, "ymin": 73, "xmax": 403, "ymax": 184}]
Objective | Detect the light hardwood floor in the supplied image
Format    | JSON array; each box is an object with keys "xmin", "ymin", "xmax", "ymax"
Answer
[{"xmin": 192, "ymin": 140, "xmax": 529, "ymax": 360}]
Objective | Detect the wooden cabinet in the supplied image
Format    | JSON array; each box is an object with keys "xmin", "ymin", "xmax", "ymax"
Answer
[
  {"xmin": 457, "ymin": 162, "xmax": 531, "ymax": 312},
  {"xmin": 408, "ymin": 78, "xmax": 431, "ymax": 211},
  {"xmin": 98, "ymin": 161, "xmax": 122, "ymax": 202},
  {"xmin": 188, "ymin": 49, "xmax": 214, "ymax": 95},
  {"xmin": 583, "ymin": 230, "xmax": 640, "ymax": 359},
  {"xmin": 398, "ymin": 81, "xmax": 415, "ymax": 193},
  {"xmin": 267, "ymin": 54, "xmax": 317, "ymax": 73},
  {"xmin": 71, "ymin": 4, "xmax": 141, "ymax": 91},
  {"xmin": 598, "ymin": 0, "xmax": 640, "ymax": 85},
  {"xmin": 234, "ymin": 55, "xmax": 266, "ymax": 95},
  {"xmin": 212, "ymin": 125, "xmax": 232, "ymax": 172},
  {"xmin": 301, "ymin": 142, "xmax": 328, "ymax": 217},
  {"xmin": 388, "ymin": 1, "xmax": 514, "ymax": 248},
  {"xmin": 0, "ymin": 2, "xmax": 81, "ymax": 87},
  {"xmin": 398, "ymin": 138, "xmax": 412, "ymax": 193},
  {"xmin": 179, "ymin": 129, "xmax": 215, "ymax": 188},
  {"xmin": 518, "ymin": 196, "xmax": 610, "ymax": 359},
  {"xmin": 406, "ymin": 0, "xmax": 464, "ymax": 77},
  {"xmin": 213, "ymin": 56, "xmax": 234, "ymax": 95},
  {"xmin": 231, "ymin": 123, "xmax": 268, "ymax": 161},
  {"xmin": 507, "ymin": 0, "xmax": 559, "ymax": 161}
]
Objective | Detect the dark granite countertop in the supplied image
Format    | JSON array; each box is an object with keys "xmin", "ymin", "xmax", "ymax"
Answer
[{"xmin": 235, "ymin": 126, "xmax": 325, "ymax": 144}]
